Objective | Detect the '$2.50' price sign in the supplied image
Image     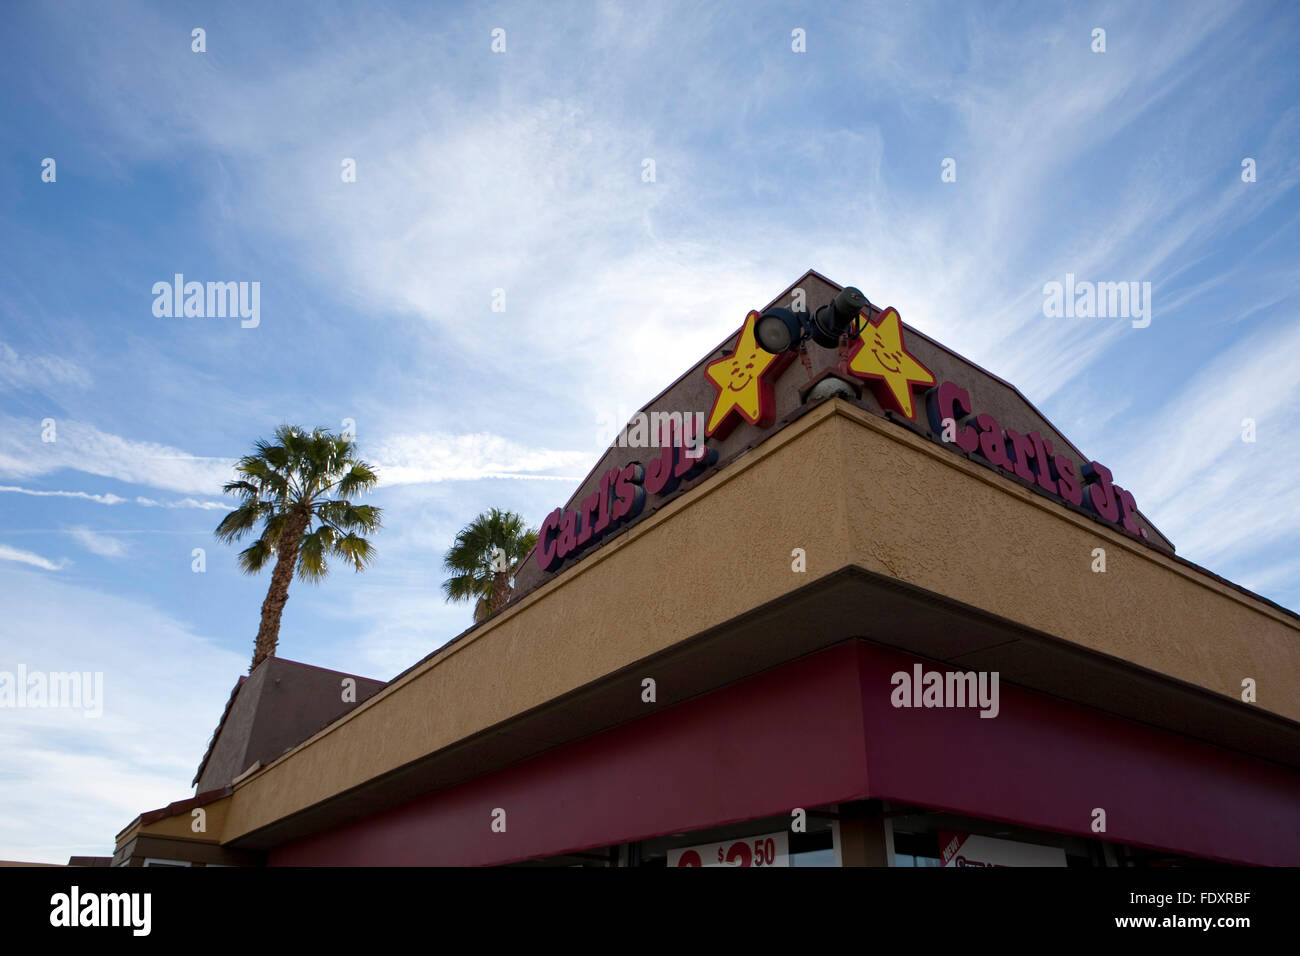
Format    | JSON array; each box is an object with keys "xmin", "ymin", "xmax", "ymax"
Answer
[{"xmin": 666, "ymin": 831, "xmax": 790, "ymax": 867}]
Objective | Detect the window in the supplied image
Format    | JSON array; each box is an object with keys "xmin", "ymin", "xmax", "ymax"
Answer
[{"xmin": 891, "ymin": 830, "xmax": 942, "ymax": 867}]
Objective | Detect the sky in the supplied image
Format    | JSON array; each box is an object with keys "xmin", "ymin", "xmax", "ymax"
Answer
[{"xmin": 0, "ymin": 0, "xmax": 1297, "ymax": 863}]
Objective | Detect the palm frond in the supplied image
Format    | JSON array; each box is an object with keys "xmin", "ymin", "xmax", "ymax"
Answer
[
  {"xmin": 442, "ymin": 569, "xmax": 489, "ymax": 603},
  {"xmin": 332, "ymin": 532, "xmax": 376, "ymax": 571},
  {"xmin": 317, "ymin": 500, "xmax": 383, "ymax": 533},
  {"xmin": 262, "ymin": 510, "xmax": 289, "ymax": 546},
  {"xmin": 221, "ymin": 479, "xmax": 261, "ymax": 500},
  {"xmin": 214, "ymin": 500, "xmax": 266, "ymax": 543},
  {"xmin": 236, "ymin": 538, "xmax": 274, "ymax": 574},
  {"xmin": 335, "ymin": 461, "xmax": 380, "ymax": 498},
  {"xmin": 297, "ymin": 526, "xmax": 330, "ymax": 582}
]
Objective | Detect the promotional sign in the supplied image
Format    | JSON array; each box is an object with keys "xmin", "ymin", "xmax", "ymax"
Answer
[
  {"xmin": 668, "ymin": 831, "xmax": 790, "ymax": 867},
  {"xmin": 939, "ymin": 830, "xmax": 1068, "ymax": 868}
]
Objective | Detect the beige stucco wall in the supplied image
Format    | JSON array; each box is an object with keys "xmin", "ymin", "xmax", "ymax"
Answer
[
  {"xmin": 833, "ymin": 403, "xmax": 1296, "ymax": 705},
  {"xmin": 119, "ymin": 794, "xmax": 233, "ymax": 845},
  {"xmin": 220, "ymin": 400, "xmax": 1299, "ymax": 841}
]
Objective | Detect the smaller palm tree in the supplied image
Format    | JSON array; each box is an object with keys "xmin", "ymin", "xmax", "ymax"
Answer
[{"xmin": 441, "ymin": 508, "xmax": 538, "ymax": 622}]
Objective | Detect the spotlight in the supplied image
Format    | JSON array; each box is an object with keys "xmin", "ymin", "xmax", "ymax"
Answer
[
  {"xmin": 810, "ymin": 286, "xmax": 870, "ymax": 348},
  {"xmin": 754, "ymin": 287, "xmax": 874, "ymax": 355},
  {"xmin": 753, "ymin": 307, "xmax": 805, "ymax": 354}
]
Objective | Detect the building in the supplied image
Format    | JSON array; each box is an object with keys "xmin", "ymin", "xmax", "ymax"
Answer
[{"xmin": 112, "ymin": 271, "xmax": 1300, "ymax": 867}]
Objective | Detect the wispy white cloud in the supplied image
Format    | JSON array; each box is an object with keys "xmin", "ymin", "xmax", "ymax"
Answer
[
  {"xmin": 1110, "ymin": 314, "xmax": 1300, "ymax": 571},
  {"xmin": 0, "ymin": 485, "xmax": 128, "ymax": 505},
  {"xmin": 1232, "ymin": 555, "xmax": 1300, "ymax": 601},
  {"xmin": 469, "ymin": 473, "xmax": 586, "ymax": 482},
  {"xmin": 817, "ymin": 0, "xmax": 1294, "ymax": 406},
  {"xmin": 0, "ymin": 342, "xmax": 91, "ymax": 392},
  {"xmin": 0, "ymin": 484, "xmax": 224, "ymax": 509},
  {"xmin": 0, "ymin": 543, "xmax": 67, "ymax": 571},
  {"xmin": 374, "ymin": 431, "xmax": 591, "ymax": 485},
  {"xmin": 0, "ymin": 416, "xmax": 234, "ymax": 496},
  {"xmin": 68, "ymin": 527, "xmax": 127, "ymax": 559},
  {"xmin": 135, "ymin": 496, "xmax": 227, "ymax": 510}
]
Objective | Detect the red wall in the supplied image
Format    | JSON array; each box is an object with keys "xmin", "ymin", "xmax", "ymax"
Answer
[
  {"xmin": 857, "ymin": 643, "xmax": 1300, "ymax": 865},
  {"xmin": 270, "ymin": 641, "xmax": 1300, "ymax": 865},
  {"xmin": 272, "ymin": 644, "xmax": 870, "ymax": 866}
]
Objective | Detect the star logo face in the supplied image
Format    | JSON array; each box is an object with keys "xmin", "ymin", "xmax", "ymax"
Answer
[
  {"xmin": 704, "ymin": 311, "xmax": 793, "ymax": 438},
  {"xmin": 844, "ymin": 307, "xmax": 935, "ymax": 419}
]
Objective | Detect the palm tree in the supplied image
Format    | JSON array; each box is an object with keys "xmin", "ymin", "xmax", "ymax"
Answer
[
  {"xmin": 215, "ymin": 425, "xmax": 382, "ymax": 672},
  {"xmin": 441, "ymin": 508, "xmax": 538, "ymax": 622}
]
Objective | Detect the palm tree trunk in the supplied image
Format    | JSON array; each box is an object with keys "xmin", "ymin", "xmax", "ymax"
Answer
[
  {"xmin": 487, "ymin": 570, "xmax": 511, "ymax": 616},
  {"xmin": 250, "ymin": 510, "xmax": 311, "ymax": 671}
]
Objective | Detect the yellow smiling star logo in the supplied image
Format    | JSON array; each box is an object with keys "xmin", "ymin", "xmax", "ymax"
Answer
[
  {"xmin": 704, "ymin": 311, "xmax": 793, "ymax": 438},
  {"xmin": 844, "ymin": 307, "xmax": 935, "ymax": 419}
]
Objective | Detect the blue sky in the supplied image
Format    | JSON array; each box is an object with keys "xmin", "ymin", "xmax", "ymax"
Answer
[{"xmin": 1, "ymin": 1, "xmax": 1297, "ymax": 862}]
